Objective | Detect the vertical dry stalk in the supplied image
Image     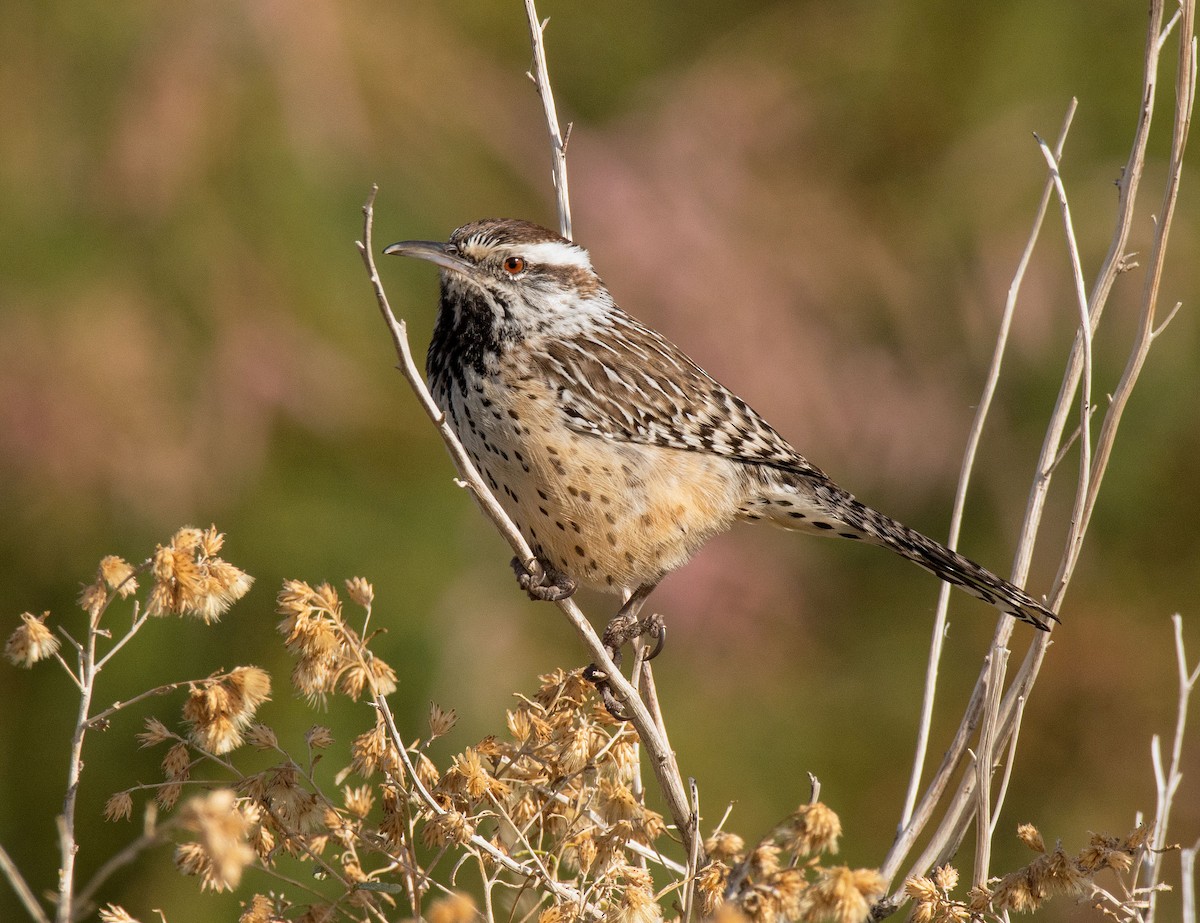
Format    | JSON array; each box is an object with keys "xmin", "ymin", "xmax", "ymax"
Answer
[
  {"xmin": 524, "ymin": 0, "xmax": 572, "ymax": 240},
  {"xmin": 898, "ymin": 99, "xmax": 1078, "ymax": 835},
  {"xmin": 882, "ymin": 0, "xmax": 1195, "ymax": 900},
  {"xmin": 1142, "ymin": 615, "xmax": 1200, "ymax": 923},
  {"xmin": 55, "ymin": 607, "xmax": 103, "ymax": 923}
]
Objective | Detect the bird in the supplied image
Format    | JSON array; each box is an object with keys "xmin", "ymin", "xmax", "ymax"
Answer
[{"xmin": 384, "ymin": 218, "xmax": 1056, "ymax": 685}]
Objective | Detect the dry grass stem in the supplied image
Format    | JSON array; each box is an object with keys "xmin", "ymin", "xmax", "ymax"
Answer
[
  {"xmin": 523, "ymin": 0, "xmax": 572, "ymax": 240},
  {"xmin": 882, "ymin": 0, "xmax": 1195, "ymax": 899},
  {"xmin": 898, "ymin": 99, "xmax": 1077, "ymax": 836}
]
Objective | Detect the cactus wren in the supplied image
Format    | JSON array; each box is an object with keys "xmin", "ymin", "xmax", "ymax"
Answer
[{"xmin": 385, "ymin": 218, "xmax": 1056, "ymax": 672}]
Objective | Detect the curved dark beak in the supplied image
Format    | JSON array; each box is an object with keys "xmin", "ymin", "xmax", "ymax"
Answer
[{"xmin": 383, "ymin": 240, "xmax": 474, "ymax": 275}]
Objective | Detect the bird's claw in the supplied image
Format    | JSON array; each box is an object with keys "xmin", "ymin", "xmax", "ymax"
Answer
[
  {"xmin": 511, "ymin": 557, "xmax": 577, "ymax": 602},
  {"xmin": 585, "ymin": 611, "xmax": 667, "ymax": 721}
]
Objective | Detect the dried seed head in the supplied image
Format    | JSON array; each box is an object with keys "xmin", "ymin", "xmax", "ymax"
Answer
[
  {"xmin": 156, "ymin": 782, "xmax": 182, "ymax": 811},
  {"xmin": 246, "ymin": 722, "xmax": 278, "ymax": 750},
  {"xmin": 147, "ymin": 526, "xmax": 253, "ymax": 622},
  {"xmin": 425, "ymin": 893, "xmax": 478, "ymax": 923},
  {"xmin": 992, "ymin": 867, "xmax": 1041, "ymax": 913},
  {"xmin": 966, "ymin": 885, "xmax": 993, "ymax": 913},
  {"xmin": 706, "ymin": 831, "xmax": 746, "ymax": 863},
  {"xmin": 182, "ymin": 668, "xmax": 272, "ymax": 754},
  {"xmin": 1043, "ymin": 845, "xmax": 1087, "ymax": 896},
  {"xmin": 709, "ymin": 906, "xmax": 752, "ymax": 923},
  {"xmin": 783, "ymin": 801, "xmax": 842, "ymax": 856},
  {"xmin": 350, "ymin": 723, "xmax": 387, "ymax": 778},
  {"xmin": 538, "ymin": 904, "xmax": 578, "ymax": 923},
  {"xmin": 344, "ymin": 576, "xmax": 374, "ymax": 608},
  {"xmin": 932, "ymin": 865, "xmax": 958, "ymax": 892},
  {"xmin": 557, "ymin": 725, "xmax": 592, "ymax": 776},
  {"xmin": 238, "ymin": 894, "xmax": 280, "ymax": 923},
  {"xmin": 78, "ymin": 579, "xmax": 108, "ymax": 619},
  {"xmin": 5, "ymin": 611, "xmax": 61, "ymax": 667},
  {"xmin": 506, "ymin": 708, "xmax": 532, "ymax": 743},
  {"xmin": 306, "ymin": 725, "xmax": 334, "ymax": 749},
  {"xmin": 802, "ymin": 866, "xmax": 886, "ymax": 923},
  {"xmin": 598, "ymin": 779, "xmax": 640, "ymax": 825},
  {"xmin": 1017, "ymin": 823, "xmax": 1045, "ymax": 853},
  {"xmin": 138, "ymin": 716, "xmax": 173, "ymax": 748},
  {"xmin": 429, "ymin": 701, "xmax": 458, "ymax": 739},
  {"xmin": 104, "ymin": 792, "xmax": 134, "ymax": 823},
  {"xmin": 448, "ymin": 747, "xmax": 509, "ymax": 802},
  {"xmin": 100, "ymin": 556, "xmax": 139, "ymax": 597},
  {"xmin": 1124, "ymin": 823, "xmax": 1152, "ymax": 851},
  {"xmin": 614, "ymin": 866, "xmax": 662, "ymax": 923},
  {"xmin": 1078, "ymin": 832, "xmax": 1134, "ymax": 873},
  {"xmin": 343, "ymin": 784, "xmax": 374, "ymax": 819},
  {"xmin": 903, "ymin": 876, "xmax": 940, "ymax": 904},
  {"xmin": 174, "ymin": 792, "xmax": 257, "ymax": 892},
  {"xmin": 696, "ymin": 860, "xmax": 730, "ymax": 915},
  {"xmin": 162, "ymin": 741, "xmax": 193, "ymax": 782},
  {"xmin": 99, "ymin": 905, "xmax": 141, "ymax": 923},
  {"xmin": 421, "ymin": 810, "xmax": 474, "ymax": 848},
  {"xmin": 748, "ymin": 843, "xmax": 781, "ymax": 877}
]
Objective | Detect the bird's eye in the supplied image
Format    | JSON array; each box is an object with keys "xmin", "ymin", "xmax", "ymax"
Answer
[{"xmin": 503, "ymin": 256, "xmax": 526, "ymax": 274}]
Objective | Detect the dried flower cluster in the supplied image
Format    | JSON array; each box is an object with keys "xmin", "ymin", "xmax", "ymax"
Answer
[
  {"xmin": 4, "ymin": 610, "xmax": 60, "ymax": 667},
  {"xmin": 696, "ymin": 802, "xmax": 881, "ymax": 923},
  {"xmin": 75, "ymin": 556, "xmax": 893, "ymax": 923},
  {"xmin": 276, "ymin": 578, "xmax": 397, "ymax": 703},
  {"xmin": 182, "ymin": 666, "xmax": 273, "ymax": 754},
  {"xmin": 904, "ymin": 823, "xmax": 1153, "ymax": 923},
  {"xmin": 5, "ymin": 527, "xmax": 251, "ymax": 670},
  {"xmin": 9, "ymin": 531, "xmax": 1178, "ymax": 923},
  {"xmin": 146, "ymin": 526, "xmax": 254, "ymax": 622},
  {"xmin": 175, "ymin": 788, "xmax": 257, "ymax": 891}
]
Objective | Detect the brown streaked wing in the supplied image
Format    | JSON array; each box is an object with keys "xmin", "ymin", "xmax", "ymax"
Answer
[{"xmin": 527, "ymin": 312, "xmax": 827, "ymax": 479}]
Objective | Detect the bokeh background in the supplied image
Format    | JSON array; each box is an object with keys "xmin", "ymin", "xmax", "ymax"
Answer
[{"xmin": 2, "ymin": 1, "xmax": 1198, "ymax": 920}]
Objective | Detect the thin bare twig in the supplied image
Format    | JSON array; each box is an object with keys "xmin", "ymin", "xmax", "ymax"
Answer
[
  {"xmin": 897, "ymin": 99, "xmax": 1077, "ymax": 836},
  {"xmin": 884, "ymin": 0, "xmax": 1195, "ymax": 897},
  {"xmin": 1035, "ymin": 129, "xmax": 1095, "ymax": 593},
  {"xmin": 0, "ymin": 841, "xmax": 49, "ymax": 923},
  {"xmin": 1074, "ymin": 12, "xmax": 1196, "ymax": 553},
  {"xmin": 1183, "ymin": 839, "xmax": 1198, "ymax": 923},
  {"xmin": 56, "ymin": 611, "xmax": 101, "ymax": 923},
  {"xmin": 683, "ymin": 777, "xmax": 702, "ymax": 923},
  {"xmin": 972, "ymin": 646, "xmax": 1009, "ymax": 888},
  {"xmin": 524, "ymin": 0, "xmax": 572, "ymax": 239},
  {"xmin": 988, "ymin": 694, "xmax": 1026, "ymax": 840},
  {"xmin": 1142, "ymin": 615, "xmax": 1200, "ymax": 923}
]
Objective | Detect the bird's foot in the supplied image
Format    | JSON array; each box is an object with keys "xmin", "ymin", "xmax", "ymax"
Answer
[
  {"xmin": 511, "ymin": 557, "xmax": 577, "ymax": 602},
  {"xmin": 584, "ymin": 610, "xmax": 667, "ymax": 721},
  {"xmin": 602, "ymin": 610, "xmax": 666, "ymax": 661}
]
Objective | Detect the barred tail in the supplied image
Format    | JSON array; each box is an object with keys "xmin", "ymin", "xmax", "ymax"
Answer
[{"xmin": 751, "ymin": 471, "xmax": 1058, "ymax": 631}]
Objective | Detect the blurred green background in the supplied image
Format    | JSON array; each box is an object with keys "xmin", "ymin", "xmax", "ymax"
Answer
[{"xmin": 1, "ymin": 1, "xmax": 1198, "ymax": 920}]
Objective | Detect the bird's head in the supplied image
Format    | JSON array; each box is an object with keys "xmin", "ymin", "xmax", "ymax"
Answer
[{"xmin": 384, "ymin": 219, "xmax": 610, "ymax": 334}]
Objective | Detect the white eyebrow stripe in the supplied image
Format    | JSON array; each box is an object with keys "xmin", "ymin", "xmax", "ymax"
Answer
[{"xmin": 518, "ymin": 240, "xmax": 592, "ymax": 269}]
